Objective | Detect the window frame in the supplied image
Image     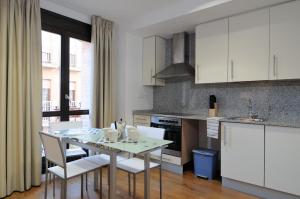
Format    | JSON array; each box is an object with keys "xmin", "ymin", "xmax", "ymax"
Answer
[{"xmin": 41, "ymin": 9, "xmax": 91, "ymax": 121}]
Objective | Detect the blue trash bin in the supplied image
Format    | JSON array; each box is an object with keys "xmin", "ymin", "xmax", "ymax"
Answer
[{"xmin": 193, "ymin": 148, "xmax": 218, "ymax": 180}]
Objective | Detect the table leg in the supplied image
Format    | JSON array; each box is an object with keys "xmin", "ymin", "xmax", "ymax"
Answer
[
  {"xmin": 160, "ymin": 147, "xmax": 163, "ymax": 199},
  {"xmin": 109, "ymin": 151, "xmax": 117, "ymax": 199},
  {"xmin": 144, "ymin": 153, "xmax": 150, "ymax": 199},
  {"xmin": 91, "ymin": 151, "xmax": 99, "ymax": 191},
  {"xmin": 94, "ymin": 170, "xmax": 99, "ymax": 191}
]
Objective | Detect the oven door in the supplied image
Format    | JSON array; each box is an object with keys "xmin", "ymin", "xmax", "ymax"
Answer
[{"xmin": 151, "ymin": 123, "xmax": 181, "ymax": 157}]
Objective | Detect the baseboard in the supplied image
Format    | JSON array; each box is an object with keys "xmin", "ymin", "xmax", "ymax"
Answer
[{"xmin": 222, "ymin": 177, "xmax": 300, "ymax": 199}]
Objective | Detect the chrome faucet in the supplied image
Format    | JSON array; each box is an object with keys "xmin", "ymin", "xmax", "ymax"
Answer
[{"xmin": 247, "ymin": 99, "xmax": 258, "ymax": 119}]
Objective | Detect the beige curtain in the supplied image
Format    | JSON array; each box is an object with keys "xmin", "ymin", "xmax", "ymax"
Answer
[
  {"xmin": 0, "ymin": 0, "xmax": 42, "ymax": 197},
  {"xmin": 91, "ymin": 16, "xmax": 113, "ymax": 128}
]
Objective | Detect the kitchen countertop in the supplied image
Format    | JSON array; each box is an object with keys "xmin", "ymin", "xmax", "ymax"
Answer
[
  {"xmin": 133, "ymin": 110, "xmax": 208, "ymax": 120},
  {"xmin": 219, "ymin": 118, "xmax": 300, "ymax": 128},
  {"xmin": 133, "ymin": 110, "xmax": 300, "ymax": 128}
]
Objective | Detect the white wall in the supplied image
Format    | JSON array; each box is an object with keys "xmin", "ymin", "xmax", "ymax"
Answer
[
  {"xmin": 122, "ymin": 32, "xmax": 153, "ymax": 124},
  {"xmin": 113, "ymin": 25, "xmax": 154, "ymax": 124}
]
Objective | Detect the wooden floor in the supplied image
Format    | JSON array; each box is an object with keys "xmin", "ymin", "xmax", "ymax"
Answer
[{"xmin": 7, "ymin": 168, "xmax": 257, "ymax": 199}]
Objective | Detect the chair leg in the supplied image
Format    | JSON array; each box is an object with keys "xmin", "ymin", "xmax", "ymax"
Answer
[
  {"xmin": 60, "ymin": 179, "xmax": 64, "ymax": 199},
  {"xmin": 53, "ymin": 175, "xmax": 55, "ymax": 197},
  {"xmin": 81, "ymin": 175, "xmax": 84, "ymax": 198},
  {"xmin": 45, "ymin": 160, "xmax": 48, "ymax": 199},
  {"xmin": 49, "ymin": 162, "xmax": 52, "ymax": 183},
  {"xmin": 107, "ymin": 167, "xmax": 110, "ymax": 199},
  {"xmin": 133, "ymin": 174, "xmax": 136, "ymax": 199},
  {"xmin": 86, "ymin": 173, "xmax": 88, "ymax": 191},
  {"xmin": 60, "ymin": 179, "xmax": 67, "ymax": 199},
  {"xmin": 160, "ymin": 165, "xmax": 162, "ymax": 199},
  {"xmin": 64, "ymin": 179, "xmax": 67, "ymax": 199},
  {"xmin": 99, "ymin": 168, "xmax": 102, "ymax": 199},
  {"xmin": 128, "ymin": 173, "xmax": 131, "ymax": 196}
]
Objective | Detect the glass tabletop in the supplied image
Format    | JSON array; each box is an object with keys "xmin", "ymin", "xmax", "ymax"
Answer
[{"xmin": 50, "ymin": 128, "xmax": 173, "ymax": 154}]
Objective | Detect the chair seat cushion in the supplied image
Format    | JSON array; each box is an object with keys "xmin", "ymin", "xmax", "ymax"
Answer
[
  {"xmin": 96, "ymin": 154, "xmax": 128, "ymax": 162},
  {"xmin": 49, "ymin": 156, "xmax": 108, "ymax": 179},
  {"xmin": 66, "ymin": 148, "xmax": 87, "ymax": 157},
  {"xmin": 117, "ymin": 158, "xmax": 160, "ymax": 174},
  {"xmin": 84, "ymin": 155, "xmax": 111, "ymax": 165}
]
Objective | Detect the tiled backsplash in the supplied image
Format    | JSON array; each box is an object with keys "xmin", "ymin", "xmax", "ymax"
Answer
[
  {"xmin": 154, "ymin": 33, "xmax": 300, "ymax": 124},
  {"xmin": 153, "ymin": 78, "xmax": 300, "ymax": 124}
]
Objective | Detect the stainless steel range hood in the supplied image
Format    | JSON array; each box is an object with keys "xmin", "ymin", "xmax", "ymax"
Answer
[{"xmin": 153, "ymin": 32, "xmax": 195, "ymax": 80}]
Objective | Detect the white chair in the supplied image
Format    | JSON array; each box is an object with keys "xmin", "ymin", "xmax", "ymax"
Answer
[
  {"xmin": 117, "ymin": 126, "xmax": 165, "ymax": 199},
  {"xmin": 40, "ymin": 132, "xmax": 109, "ymax": 199},
  {"xmin": 49, "ymin": 121, "xmax": 87, "ymax": 158},
  {"xmin": 137, "ymin": 125, "xmax": 165, "ymax": 160}
]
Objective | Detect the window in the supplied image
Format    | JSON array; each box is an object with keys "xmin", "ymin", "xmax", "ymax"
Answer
[
  {"xmin": 42, "ymin": 88, "xmax": 50, "ymax": 101},
  {"xmin": 42, "ymin": 52, "xmax": 52, "ymax": 63},
  {"xmin": 69, "ymin": 81, "xmax": 76, "ymax": 109},
  {"xmin": 70, "ymin": 54, "xmax": 76, "ymax": 67},
  {"xmin": 41, "ymin": 9, "xmax": 92, "ymax": 130}
]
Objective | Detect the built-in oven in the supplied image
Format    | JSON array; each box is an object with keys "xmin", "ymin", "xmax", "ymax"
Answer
[{"xmin": 150, "ymin": 116, "xmax": 181, "ymax": 157}]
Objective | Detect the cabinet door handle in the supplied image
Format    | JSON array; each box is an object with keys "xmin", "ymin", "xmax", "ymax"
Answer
[
  {"xmin": 231, "ymin": 60, "xmax": 234, "ymax": 80},
  {"xmin": 273, "ymin": 55, "xmax": 277, "ymax": 78},
  {"xmin": 221, "ymin": 125, "xmax": 226, "ymax": 146},
  {"xmin": 224, "ymin": 126, "xmax": 227, "ymax": 146},
  {"xmin": 197, "ymin": 64, "xmax": 200, "ymax": 82},
  {"xmin": 150, "ymin": 69, "xmax": 153, "ymax": 83}
]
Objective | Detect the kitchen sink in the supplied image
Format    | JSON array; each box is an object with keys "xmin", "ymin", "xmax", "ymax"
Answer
[{"xmin": 226, "ymin": 117, "xmax": 265, "ymax": 123}]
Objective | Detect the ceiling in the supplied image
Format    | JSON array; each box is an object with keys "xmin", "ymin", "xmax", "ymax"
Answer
[
  {"xmin": 45, "ymin": 0, "xmax": 182, "ymax": 24},
  {"xmin": 132, "ymin": 0, "xmax": 291, "ymax": 37},
  {"xmin": 44, "ymin": 0, "xmax": 292, "ymax": 37}
]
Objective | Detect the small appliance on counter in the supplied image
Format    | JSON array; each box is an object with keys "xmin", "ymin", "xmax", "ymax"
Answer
[{"xmin": 208, "ymin": 95, "xmax": 218, "ymax": 117}]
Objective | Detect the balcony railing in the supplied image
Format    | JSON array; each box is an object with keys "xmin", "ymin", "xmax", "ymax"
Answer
[
  {"xmin": 42, "ymin": 101, "xmax": 56, "ymax": 112},
  {"xmin": 69, "ymin": 101, "xmax": 81, "ymax": 110},
  {"xmin": 42, "ymin": 100, "xmax": 81, "ymax": 112},
  {"xmin": 42, "ymin": 52, "xmax": 52, "ymax": 64}
]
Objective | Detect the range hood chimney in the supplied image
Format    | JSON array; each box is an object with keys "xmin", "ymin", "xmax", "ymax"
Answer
[{"xmin": 153, "ymin": 32, "xmax": 195, "ymax": 80}]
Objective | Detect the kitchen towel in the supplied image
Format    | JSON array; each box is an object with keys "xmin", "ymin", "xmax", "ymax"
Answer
[{"xmin": 207, "ymin": 117, "xmax": 223, "ymax": 139}]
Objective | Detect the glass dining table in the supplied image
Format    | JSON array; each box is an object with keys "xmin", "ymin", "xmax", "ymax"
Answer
[{"xmin": 49, "ymin": 128, "xmax": 172, "ymax": 199}]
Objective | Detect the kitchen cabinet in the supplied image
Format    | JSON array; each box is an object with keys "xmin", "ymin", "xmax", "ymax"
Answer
[
  {"xmin": 221, "ymin": 122, "xmax": 264, "ymax": 186},
  {"xmin": 142, "ymin": 36, "xmax": 166, "ymax": 86},
  {"xmin": 270, "ymin": 1, "xmax": 300, "ymax": 80},
  {"xmin": 265, "ymin": 126, "xmax": 300, "ymax": 196},
  {"xmin": 195, "ymin": 18, "xmax": 228, "ymax": 83},
  {"xmin": 228, "ymin": 9, "xmax": 269, "ymax": 82}
]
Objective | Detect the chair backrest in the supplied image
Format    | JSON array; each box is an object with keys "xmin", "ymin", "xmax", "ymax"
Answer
[
  {"xmin": 50, "ymin": 121, "xmax": 83, "ymax": 131},
  {"xmin": 137, "ymin": 126, "xmax": 165, "ymax": 158},
  {"xmin": 137, "ymin": 126, "xmax": 165, "ymax": 140},
  {"xmin": 39, "ymin": 132, "xmax": 65, "ymax": 168}
]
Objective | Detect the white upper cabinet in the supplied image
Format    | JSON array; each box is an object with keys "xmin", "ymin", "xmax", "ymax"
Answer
[
  {"xmin": 142, "ymin": 36, "xmax": 166, "ymax": 86},
  {"xmin": 228, "ymin": 9, "xmax": 269, "ymax": 82},
  {"xmin": 221, "ymin": 123, "xmax": 265, "ymax": 186},
  {"xmin": 270, "ymin": 1, "xmax": 300, "ymax": 80},
  {"xmin": 195, "ymin": 18, "xmax": 228, "ymax": 84},
  {"xmin": 265, "ymin": 126, "xmax": 300, "ymax": 196}
]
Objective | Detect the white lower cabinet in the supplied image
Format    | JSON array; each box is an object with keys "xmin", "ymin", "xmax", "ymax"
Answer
[
  {"xmin": 265, "ymin": 126, "xmax": 300, "ymax": 196},
  {"xmin": 221, "ymin": 122, "xmax": 265, "ymax": 186}
]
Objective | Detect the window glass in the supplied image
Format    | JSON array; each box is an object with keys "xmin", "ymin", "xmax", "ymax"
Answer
[
  {"xmin": 69, "ymin": 38, "xmax": 92, "ymax": 111},
  {"xmin": 42, "ymin": 31, "xmax": 61, "ymax": 112}
]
